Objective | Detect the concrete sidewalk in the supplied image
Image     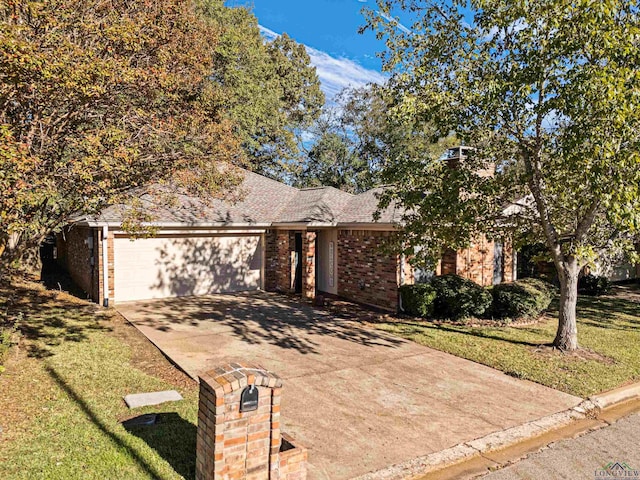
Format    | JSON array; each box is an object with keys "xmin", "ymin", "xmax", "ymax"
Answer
[{"xmin": 117, "ymin": 292, "xmax": 581, "ymax": 480}]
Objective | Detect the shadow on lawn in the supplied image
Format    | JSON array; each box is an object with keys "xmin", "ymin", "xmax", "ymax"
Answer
[
  {"xmin": 124, "ymin": 413, "xmax": 197, "ymax": 480},
  {"xmin": 45, "ymin": 365, "xmax": 169, "ymax": 479},
  {"xmin": 1, "ymin": 271, "xmax": 111, "ymax": 358},
  {"xmin": 575, "ymin": 295, "xmax": 640, "ymax": 331}
]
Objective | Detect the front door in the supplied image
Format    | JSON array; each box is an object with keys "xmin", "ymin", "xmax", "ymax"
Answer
[{"xmin": 316, "ymin": 230, "xmax": 338, "ymax": 295}]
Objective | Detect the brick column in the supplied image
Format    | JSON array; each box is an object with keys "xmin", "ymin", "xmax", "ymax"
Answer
[
  {"xmin": 302, "ymin": 231, "xmax": 316, "ymax": 299},
  {"xmin": 196, "ymin": 363, "xmax": 307, "ymax": 480}
]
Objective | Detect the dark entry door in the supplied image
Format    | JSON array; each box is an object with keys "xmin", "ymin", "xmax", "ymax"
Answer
[{"xmin": 294, "ymin": 233, "xmax": 303, "ymax": 294}]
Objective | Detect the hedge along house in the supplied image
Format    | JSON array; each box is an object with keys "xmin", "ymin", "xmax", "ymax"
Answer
[{"xmin": 57, "ymin": 167, "xmax": 516, "ymax": 311}]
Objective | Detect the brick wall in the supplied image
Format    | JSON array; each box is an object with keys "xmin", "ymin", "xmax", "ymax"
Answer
[
  {"xmin": 279, "ymin": 434, "xmax": 308, "ymax": 480},
  {"xmin": 337, "ymin": 230, "xmax": 399, "ymax": 311},
  {"xmin": 266, "ymin": 230, "xmax": 294, "ymax": 293},
  {"xmin": 456, "ymin": 236, "xmax": 495, "ymax": 287},
  {"xmin": 265, "ymin": 230, "xmax": 317, "ymax": 298},
  {"xmin": 502, "ymin": 240, "xmax": 515, "ymax": 283},
  {"xmin": 96, "ymin": 229, "xmax": 115, "ymax": 304},
  {"xmin": 265, "ymin": 231, "xmax": 278, "ymax": 291},
  {"xmin": 440, "ymin": 249, "xmax": 457, "ymax": 276},
  {"xmin": 302, "ymin": 231, "xmax": 316, "ymax": 299},
  {"xmin": 196, "ymin": 363, "xmax": 307, "ymax": 480},
  {"xmin": 435, "ymin": 238, "xmax": 503, "ymax": 286},
  {"xmin": 401, "ymin": 255, "xmax": 415, "ymax": 286},
  {"xmin": 57, "ymin": 226, "xmax": 98, "ymax": 300}
]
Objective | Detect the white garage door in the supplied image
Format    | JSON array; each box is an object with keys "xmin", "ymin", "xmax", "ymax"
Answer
[{"xmin": 113, "ymin": 234, "xmax": 263, "ymax": 302}]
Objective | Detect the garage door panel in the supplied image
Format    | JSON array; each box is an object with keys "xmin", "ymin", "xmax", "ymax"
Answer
[{"xmin": 114, "ymin": 235, "xmax": 262, "ymax": 302}]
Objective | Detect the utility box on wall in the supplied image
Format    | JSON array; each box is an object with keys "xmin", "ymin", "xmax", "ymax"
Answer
[{"xmin": 196, "ymin": 362, "xmax": 307, "ymax": 480}]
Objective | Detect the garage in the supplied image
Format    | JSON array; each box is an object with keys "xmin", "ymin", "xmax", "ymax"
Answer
[{"xmin": 113, "ymin": 233, "xmax": 263, "ymax": 302}]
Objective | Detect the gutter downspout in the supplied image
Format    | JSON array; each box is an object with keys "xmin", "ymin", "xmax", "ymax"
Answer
[{"xmin": 102, "ymin": 225, "xmax": 109, "ymax": 307}]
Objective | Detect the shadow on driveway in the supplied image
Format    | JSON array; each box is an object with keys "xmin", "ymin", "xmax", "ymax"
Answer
[{"xmin": 118, "ymin": 292, "xmax": 405, "ymax": 356}]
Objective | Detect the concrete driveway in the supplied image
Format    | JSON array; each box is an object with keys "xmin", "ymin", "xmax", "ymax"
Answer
[{"xmin": 117, "ymin": 292, "xmax": 581, "ymax": 480}]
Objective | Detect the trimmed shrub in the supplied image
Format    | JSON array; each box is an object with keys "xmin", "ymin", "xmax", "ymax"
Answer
[
  {"xmin": 430, "ymin": 274, "xmax": 492, "ymax": 319},
  {"xmin": 517, "ymin": 277, "xmax": 556, "ymax": 297},
  {"xmin": 399, "ymin": 284, "xmax": 437, "ymax": 318},
  {"xmin": 578, "ymin": 274, "xmax": 611, "ymax": 296},
  {"xmin": 491, "ymin": 279, "xmax": 554, "ymax": 320}
]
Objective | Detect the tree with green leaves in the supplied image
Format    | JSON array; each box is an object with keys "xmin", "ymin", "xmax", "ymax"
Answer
[
  {"xmin": 205, "ymin": 1, "xmax": 324, "ymax": 178},
  {"xmin": 0, "ymin": 0, "xmax": 323, "ymax": 269},
  {"xmin": 365, "ymin": 0, "xmax": 640, "ymax": 350},
  {"xmin": 297, "ymin": 85, "xmax": 443, "ymax": 193}
]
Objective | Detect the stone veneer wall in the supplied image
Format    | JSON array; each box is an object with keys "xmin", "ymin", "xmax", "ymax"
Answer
[{"xmin": 337, "ymin": 229, "xmax": 399, "ymax": 311}]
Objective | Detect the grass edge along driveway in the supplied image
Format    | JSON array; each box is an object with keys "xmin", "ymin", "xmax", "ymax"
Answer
[
  {"xmin": 374, "ymin": 285, "xmax": 640, "ymax": 398},
  {"xmin": 0, "ymin": 275, "xmax": 199, "ymax": 480}
]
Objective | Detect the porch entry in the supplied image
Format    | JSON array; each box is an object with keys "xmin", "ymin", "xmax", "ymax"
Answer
[{"xmin": 316, "ymin": 229, "xmax": 338, "ymax": 295}]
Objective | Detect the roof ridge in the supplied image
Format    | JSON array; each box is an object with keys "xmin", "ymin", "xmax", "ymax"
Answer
[{"xmin": 241, "ymin": 168, "xmax": 299, "ymax": 193}]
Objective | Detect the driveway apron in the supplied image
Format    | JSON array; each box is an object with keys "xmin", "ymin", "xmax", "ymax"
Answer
[{"xmin": 117, "ymin": 292, "xmax": 581, "ymax": 480}]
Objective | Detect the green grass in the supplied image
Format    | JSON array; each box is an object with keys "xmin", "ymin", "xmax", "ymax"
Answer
[
  {"xmin": 377, "ymin": 285, "xmax": 640, "ymax": 398},
  {"xmin": 0, "ymin": 276, "xmax": 199, "ymax": 480}
]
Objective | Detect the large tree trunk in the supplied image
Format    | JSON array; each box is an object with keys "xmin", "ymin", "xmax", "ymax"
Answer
[{"xmin": 553, "ymin": 259, "xmax": 580, "ymax": 351}]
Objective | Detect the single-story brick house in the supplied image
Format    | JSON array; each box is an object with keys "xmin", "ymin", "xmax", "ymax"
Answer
[{"xmin": 57, "ymin": 168, "xmax": 516, "ymax": 311}]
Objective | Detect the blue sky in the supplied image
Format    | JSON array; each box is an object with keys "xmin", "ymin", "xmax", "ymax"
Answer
[{"xmin": 226, "ymin": 0, "xmax": 388, "ymax": 102}]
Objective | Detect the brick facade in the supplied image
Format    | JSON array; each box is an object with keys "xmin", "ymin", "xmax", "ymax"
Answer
[
  {"xmin": 502, "ymin": 240, "xmax": 515, "ymax": 283},
  {"xmin": 264, "ymin": 231, "xmax": 278, "ymax": 291},
  {"xmin": 57, "ymin": 226, "xmax": 99, "ymax": 301},
  {"xmin": 337, "ymin": 230, "xmax": 399, "ymax": 311},
  {"xmin": 265, "ymin": 229, "xmax": 318, "ymax": 300},
  {"xmin": 196, "ymin": 363, "xmax": 307, "ymax": 480},
  {"xmin": 61, "ymin": 223, "xmax": 515, "ymax": 310},
  {"xmin": 265, "ymin": 230, "xmax": 295, "ymax": 293},
  {"xmin": 456, "ymin": 236, "xmax": 495, "ymax": 287},
  {"xmin": 302, "ymin": 231, "xmax": 316, "ymax": 299},
  {"xmin": 435, "ymin": 237, "xmax": 515, "ymax": 286},
  {"xmin": 440, "ymin": 248, "xmax": 457, "ymax": 276},
  {"xmin": 58, "ymin": 226, "xmax": 114, "ymax": 305}
]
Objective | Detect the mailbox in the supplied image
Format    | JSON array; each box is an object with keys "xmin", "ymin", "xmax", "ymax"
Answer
[{"xmin": 240, "ymin": 385, "xmax": 259, "ymax": 412}]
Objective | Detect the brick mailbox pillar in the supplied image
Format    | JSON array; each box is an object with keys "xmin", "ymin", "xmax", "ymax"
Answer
[{"xmin": 196, "ymin": 362, "xmax": 307, "ymax": 480}]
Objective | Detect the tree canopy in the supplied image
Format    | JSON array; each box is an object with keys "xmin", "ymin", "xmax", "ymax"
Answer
[
  {"xmin": 0, "ymin": 0, "xmax": 323, "ymax": 266},
  {"xmin": 366, "ymin": 0, "xmax": 640, "ymax": 350},
  {"xmin": 296, "ymin": 85, "xmax": 443, "ymax": 194},
  {"xmin": 205, "ymin": 1, "xmax": 324, "ymax": 178}
]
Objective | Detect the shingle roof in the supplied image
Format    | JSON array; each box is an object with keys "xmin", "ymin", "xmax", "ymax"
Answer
[
  {"xmin": 78, "ymin": 170, "xmax": 298, "ymax": 226},
  {"xmin": 74, "ymin": 169, "xmax": 401, "ymax": 227},
  {"xmin": 276, "ymin": 187, "xmax": 354, "ymax": 223},
  {"xmin": 336, "ymin": 187, "xmax": 401, "ymax": 224}
]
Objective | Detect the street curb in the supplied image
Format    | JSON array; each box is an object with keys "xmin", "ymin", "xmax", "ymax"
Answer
[
  {"xmin": 354, "ymin": 381, "xmax": 640, "ymax": 480},
  {"xmin": 589, "ymin": 382, "xmax": 640, "ymax": 410}
]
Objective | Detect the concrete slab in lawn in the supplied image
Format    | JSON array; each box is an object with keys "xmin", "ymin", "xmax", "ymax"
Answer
[
  {"xmin": 124, "ymin": 390, "xmax": 183, "ymax": 409},
  {"xmin": 117, "ymin": 292, "xmax": 582, "ymax": 480}
]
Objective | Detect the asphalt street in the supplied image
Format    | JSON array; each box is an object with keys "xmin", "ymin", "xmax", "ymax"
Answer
[{"xmin": 480, "ymin": 412, "xmax": 640, "ymax": 479}]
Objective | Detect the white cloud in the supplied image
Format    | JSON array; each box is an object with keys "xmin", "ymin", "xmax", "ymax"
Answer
[
  {"xmin": 377, "ymin": 11, "xmax": 412, "ymax": 35},
  {"xmin": 259, "ymin": 25, "xmax": 386, "ymax": 104}
]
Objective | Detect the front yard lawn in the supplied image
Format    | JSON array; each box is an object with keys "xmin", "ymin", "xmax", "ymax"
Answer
[
  {"xmin": 0, "ymin": 274, "xmax": 199, "ymax": 480},
  {"xmin": 375, "ymin": 284, "xmax": 640, "ymax": 398}
]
